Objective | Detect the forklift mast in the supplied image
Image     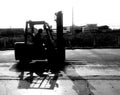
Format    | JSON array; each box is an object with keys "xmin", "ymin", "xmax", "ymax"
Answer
[{"xmin": 56, "ymin": 11, "xmax": 65, "ymax": 66}]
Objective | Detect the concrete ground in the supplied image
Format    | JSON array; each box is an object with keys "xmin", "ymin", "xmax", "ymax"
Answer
[{"xmin": 0, "ymin": 49, "xmax": 120, "ymax": 95}]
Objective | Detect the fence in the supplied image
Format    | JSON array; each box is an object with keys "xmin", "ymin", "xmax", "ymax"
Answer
[{"xmin": 0, "ymin": 29, "xmax": 120, "ymax": 49}]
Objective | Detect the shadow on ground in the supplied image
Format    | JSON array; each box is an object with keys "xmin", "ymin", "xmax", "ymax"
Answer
[
  {"xmin": 65, "ymin": 62, "xmax": 95, "ymax": 95},
  {"xmin": 10, "ymin": 61, "xmax": 59, "ymax": 89},
  {"xmin": 18, "ymin": 74, "xmax": 59, "ymax": 89},
  {"xmin": 10, "ymin": 60, "xmax": 95, "ymax": 94}
]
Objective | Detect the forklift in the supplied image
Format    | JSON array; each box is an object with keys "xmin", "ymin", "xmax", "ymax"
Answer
[{"xmin": 14, "ymin": 11, "xmax": 65, "ymax": 79}]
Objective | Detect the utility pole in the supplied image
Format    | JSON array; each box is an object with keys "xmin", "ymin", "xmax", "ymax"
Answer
[{"xmin": 72, "ymin": 7, "xmax": 74, "ymax": 34}]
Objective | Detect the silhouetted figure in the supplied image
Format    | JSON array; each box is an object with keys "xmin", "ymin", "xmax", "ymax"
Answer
[
  {"xmin": 45, "ymin": 34, "xmax": 58, "ymax": 73},
  {"xmin": 33, "ymin": 29, "xmax": 43, "ymax": 45},
  {"xmin": 33, "ymin": 29, "xmax": 46, "ymax": 59}
]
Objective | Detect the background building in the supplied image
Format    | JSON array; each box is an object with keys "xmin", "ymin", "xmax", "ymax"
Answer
[{"xmin": 82, "ymin": 24, "xmax": 98, "ymax": 32}]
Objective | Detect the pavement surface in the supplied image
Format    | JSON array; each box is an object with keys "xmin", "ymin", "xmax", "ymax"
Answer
[{"xmin": 0, "ymin": 49, "xmax": 120, "ymax": 95}]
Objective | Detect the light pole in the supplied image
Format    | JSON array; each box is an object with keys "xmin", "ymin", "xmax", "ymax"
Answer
[{"xmin": 72, "ymin": 7, "xmax": 74, "ymax": 35}]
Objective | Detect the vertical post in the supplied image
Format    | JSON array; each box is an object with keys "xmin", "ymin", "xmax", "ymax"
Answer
[
  {"xmin": 72, "ymin": 7, "xmax": 74, "ymax": 35},
  {"xmin": 93, "ymin": 32, "xmax": 96, "ymax": 47},
  {"xmin": 118, "ymin": 34, "xmax": 120, "ymax": 47},
  {"xmin": 25, "ymin": 22, "xmax": 28, "ymax": 44},
  {"xmin": 56, "ymin": 11, "xmax": 65, "ymax": 65}
]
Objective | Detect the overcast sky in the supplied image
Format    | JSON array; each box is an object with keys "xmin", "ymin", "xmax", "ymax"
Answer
[{"xmin": 0, "ymin": 0, "xmax": 120, "ymax": 29}]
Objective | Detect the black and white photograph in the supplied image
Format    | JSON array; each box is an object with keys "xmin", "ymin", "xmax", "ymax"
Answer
[{"xmin": 0, "ymin": 0, "xmax": 120, "ymax": 95}]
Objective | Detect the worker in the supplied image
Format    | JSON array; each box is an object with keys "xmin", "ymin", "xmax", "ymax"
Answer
[
  {"xmin": 33, "ymin": 29, "xmax": 43, "ymax": 45},
  {"xmin": 33, "ymin": 29, "xmax": 46, "ymax": 59},
  {"xmin": 45, "ymin": 33, "xmax": 58, "ymax": 73}
]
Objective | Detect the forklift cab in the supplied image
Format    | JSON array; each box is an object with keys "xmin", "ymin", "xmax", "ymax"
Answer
[{"xmin": 15, "ymin": 21, "xmax": 55, "ymax": 61}]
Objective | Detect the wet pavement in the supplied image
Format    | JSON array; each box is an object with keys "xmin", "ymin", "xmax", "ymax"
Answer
[{"xmin": 0, "ymin": 49, "xmax": 120, "ymax": 95}]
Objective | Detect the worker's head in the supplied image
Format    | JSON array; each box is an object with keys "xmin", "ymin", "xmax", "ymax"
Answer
[{"xmin": 38, "ymin": 29, "xmax": 43, "ymax": 34}]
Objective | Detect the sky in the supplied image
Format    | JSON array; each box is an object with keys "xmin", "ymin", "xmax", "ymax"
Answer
[{"xmin": 0, "ymin": 0, "xmax": 120, "ymax": 29}]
